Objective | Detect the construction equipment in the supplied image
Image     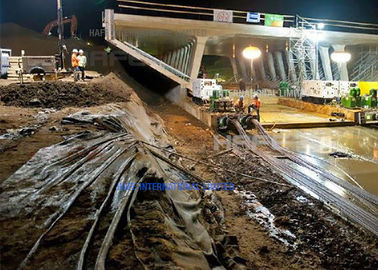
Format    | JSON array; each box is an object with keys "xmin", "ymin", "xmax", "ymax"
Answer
[
  {"xmin": 301, "ymin": 80, "xmax": 359, "ymax": 104},
  {"xmin": 217, "ymin": 113, "xmax": 259, "ymax": 131},
  {"xmin": 22, "ymin": 56, "xmax": 57, "ymax": 74},
  {"xmin": 43, "ymin": 15, "xmax": 78, "ymax": 38},
  {"xmin": 279, "ymin": 81, "xmax": 293, "ymax": 96},
  {"xmin": 341, "ymin": 88, "xmax": 361, "ymax": 108},
  {"xmin": 356, "ymin": 110, "xmax": 378, "ymax": 124},
  {"xmin": 0, "ymin": 49, "xmax": 11, "ymax": 78},
  {"xmin": 210, "ymin": 89, "xmax": 233, "ymax": 112},
  {"xmin": 11, "ymin": 56, "xmax": 58, "ymax": 82},
  {"xmin": 361, "ymin": 89, "xmax": 378, "ymax": 108},
  {"xmin": 192, "ymin": 79, "xmax": 223, "ymax": 105}
]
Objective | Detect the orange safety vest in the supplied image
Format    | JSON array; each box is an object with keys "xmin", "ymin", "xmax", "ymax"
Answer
[
  {"xmin": 252, "ymin": 99, "xmax": 261, "ymax": 109},
  {"xmin": 71, "ymin": 54, "xmax": 79, "ymax": 68}
]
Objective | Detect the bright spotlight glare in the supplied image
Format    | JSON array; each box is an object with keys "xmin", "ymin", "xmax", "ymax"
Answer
[
  {"xmin": 331, "ymin": 51, "xmax": 351, "ymax": 63},
  {"xmin": 242, "ymin": 46, "xmax": 261, "ymax": 60},
  {"xmin": 306, "ymin": 31, "xmax": 324, "ymax": 42},
  {"xmin": 317, "ymin": 23, "xmax": 325, "ymax": 29}
]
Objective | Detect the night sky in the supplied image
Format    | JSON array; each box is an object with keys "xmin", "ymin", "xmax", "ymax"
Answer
[{"xmin": 1, "ymin": 0, "xmax": 378, "ymax": 38}]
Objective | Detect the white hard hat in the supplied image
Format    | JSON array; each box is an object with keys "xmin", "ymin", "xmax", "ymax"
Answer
[
  {"xmin": 79, "ymin": 49, "xmax": 84, "ymax": 54},
  {"xmin": 72, "ymin": 49, "xmax": 78, "ymax": 53}
]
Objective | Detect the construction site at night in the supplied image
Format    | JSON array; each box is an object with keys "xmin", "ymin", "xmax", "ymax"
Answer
[{"xmin": 0, "ymin": 1, "xmax": 377, "ymax": 269}]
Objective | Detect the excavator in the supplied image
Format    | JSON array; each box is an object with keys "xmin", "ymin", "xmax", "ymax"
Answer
[{"xmin": 42, "ymin": 15, "xmax": 78, "ymax": 38}]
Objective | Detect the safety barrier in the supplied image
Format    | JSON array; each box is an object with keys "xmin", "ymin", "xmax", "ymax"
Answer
[{"xmin": 117, "ymin": 0, "xmax": 378, "ymax": 33}]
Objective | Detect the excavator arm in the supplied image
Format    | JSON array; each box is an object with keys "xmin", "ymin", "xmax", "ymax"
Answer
[{"xmin": 42, "ymin": 15, "xmax": 77, "ymax": 38}]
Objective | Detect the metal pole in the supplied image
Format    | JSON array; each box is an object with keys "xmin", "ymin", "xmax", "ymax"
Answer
[
  {"xmin": 57, "ymin": 0, "xmax": 64, "ymax": 70},
  {"xmin": 250, "ymin": 59, "xmax": 253, "ymax": 90}
]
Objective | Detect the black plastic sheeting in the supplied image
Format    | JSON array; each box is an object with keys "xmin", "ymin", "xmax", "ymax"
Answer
[{"xmin": 0, "ymin": 111, "xmax": 245, "ymax": 270}]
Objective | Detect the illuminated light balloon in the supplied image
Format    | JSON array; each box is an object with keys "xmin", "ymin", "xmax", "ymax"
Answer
[
  {"xmin": 242, "ymin": 46, "xmax": 262, "ymax": 60},
  {"xmin": 331, "ymin": 51, "xmax": 352, "ymax": 63}
]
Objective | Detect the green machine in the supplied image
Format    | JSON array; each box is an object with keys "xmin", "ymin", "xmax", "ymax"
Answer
[
  {"xmin": 341, "ymin": 88, "xmax": 361, "ymax": 108},
  {"xmin": 210, "ymin": 89, "xmax": 233, "ymax": 112},
  {"xmin": 361, "ymin": 89, "xmax": 377, "ymax": 108},
  {"xmin": 279, "ymin": 81, "xmax": 293, "ymax": 96}
]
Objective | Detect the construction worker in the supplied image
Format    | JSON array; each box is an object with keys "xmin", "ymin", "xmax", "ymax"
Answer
[
  {"xmin": 77, "ymin": 49, "xmax": 87, "ymax": 81},
  {"xmin": 234, "ymin": 96, "xmax": 245, "ymax": 112},
  {"xmin": 71, "ymin": 49, "xmax": 79, "ymax": 82},
  {"xmin": 248, "ymin": 95, "xmax": 261, "ymax": 121}
]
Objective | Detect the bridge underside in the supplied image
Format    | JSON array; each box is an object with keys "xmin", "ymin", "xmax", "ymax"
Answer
[{"xmin": 104, "ymin": 10, "xmax": 378, "ymax": 89}]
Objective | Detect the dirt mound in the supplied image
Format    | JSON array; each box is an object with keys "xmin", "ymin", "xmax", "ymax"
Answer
[
  {"xmin": 0, "ymin": 80, "xmax": 129, "ymax": 109},
  {"xmin": 0, "ymin": 23, "xmax": 91, "ymax": 56}
]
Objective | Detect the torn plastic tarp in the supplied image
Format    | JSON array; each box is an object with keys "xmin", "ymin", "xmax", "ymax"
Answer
[{"xmin": 0, "ymin": 109, "xmax": 245, "ymax": 270}]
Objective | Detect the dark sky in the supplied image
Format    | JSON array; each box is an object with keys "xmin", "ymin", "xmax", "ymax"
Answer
[{"xmin": 1, "ymin": 0, "xmax": 378, "ymax": 38}]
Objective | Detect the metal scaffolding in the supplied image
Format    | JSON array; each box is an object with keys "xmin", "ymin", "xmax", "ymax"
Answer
[{"xmin": 288, "ymin": 17, "xmax": 318, "ymax": 92}]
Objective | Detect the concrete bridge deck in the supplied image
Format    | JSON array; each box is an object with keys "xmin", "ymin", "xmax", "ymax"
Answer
[{"xmin": 104, "ymin": 8, "xmax": 378, "ymax": 92}]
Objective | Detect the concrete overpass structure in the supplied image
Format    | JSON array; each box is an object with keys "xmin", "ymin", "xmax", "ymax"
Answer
[{"xmin": 103, "ymin": 2, "xmax": 378, "ymax": 91}]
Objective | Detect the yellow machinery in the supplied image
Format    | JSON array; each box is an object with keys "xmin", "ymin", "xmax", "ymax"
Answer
[{"xmin": 358, "ymin": 82, "xmax": 378, "ymax": 95}]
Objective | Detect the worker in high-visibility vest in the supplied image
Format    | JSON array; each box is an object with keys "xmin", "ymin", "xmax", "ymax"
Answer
[
  {"xmin": 71, "ymin": 49, "xmax": 79, "ymax": 82},
  {"xmin": 234, "ymin": 96, "xmax": 245, "ymax": 112},
  {"xmin": 77, "ymin": 49, "xmax": 87, "ymax": 81},
  {"xmin": 248, "ymin": 95, "xmax": 261, "ymax": 121}
]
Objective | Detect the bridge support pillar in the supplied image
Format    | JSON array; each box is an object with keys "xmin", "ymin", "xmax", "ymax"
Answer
[
  {"xmin": 319, "ymin": 46, "xmax": 333, "ymax": 81},
  {"xmin": 173, "ymin": 49, "xmax": 181, "ymax": 70},
  {"xmin": 237, "ymin": 55, "xmax": 248, "ymax": 81},
  {"xmin": 182, "ymin": 44, "xmax": 191, "ymax": 74},
  {"xmin": 310, "ymin": 53, "xmax": 320, "ymax": 80},
  {"xmin": 179, "ymin": 45, "xmax": 188, "ymax": 73},
  {"xmin": 256, "ymin": 57, "xmax": 266, "ymax": 81},
  {"xmin": 267, "ymin": 52, "xmax": 276, "ymax": 81},
  {"xmin": 332, "ymin": 44, "xmax": 349, "ymax": 81},
  {"xmin": 166, "ymin": 51, "xmax": 173, "ymax": 66},
  {"xmin": 230, "ymin": 57, "xmax": 239, "ymax": 81},
  {"xmin": 189, "ymin": 36, "xmax": 208, "ymax": 80},
  {"xmin": 166, "ymin": 85, "xmax": 187, "ymax": 105},
  {"xmin": 176, "ymin": 48, "xmax": 184, "ymax": 70},
  {"xmin": 274, "ymin": 51, "xmax": 287, "ymax": 81}
]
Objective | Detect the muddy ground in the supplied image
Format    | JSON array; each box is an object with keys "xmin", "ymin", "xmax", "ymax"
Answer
[
  {"xmin": 146, "ymin": 98, "xmax": 378, "ymax": 269},
  {"xmin": 0, "ymin": 80, "xmax": 128, "ymax": 109},
  {"xmin": 0, "ymin": 73, "xmax": 377, "ymax": 269}
]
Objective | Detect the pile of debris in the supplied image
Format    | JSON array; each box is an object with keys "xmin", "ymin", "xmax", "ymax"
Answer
[{"xmin": 0, "ymin": 80, "xmax": 128, "ymax": 109}]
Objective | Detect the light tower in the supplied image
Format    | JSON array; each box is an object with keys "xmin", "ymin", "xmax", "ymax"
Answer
[{"xmin": 242, "ymin": 46, "xmax": 262, "ymax": 88}]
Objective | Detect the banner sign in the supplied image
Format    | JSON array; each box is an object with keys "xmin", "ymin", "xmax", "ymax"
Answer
[
  {"xmin": 213, "ymin": 9, "xmax": 233, "ymax": 23},
  {"xmin": 264, "ymin": 14, "xmax": 284, "ymax": 27},
  {"xmin": 246, "ymin": 12, "xmax": 260, "ymax": 23}
]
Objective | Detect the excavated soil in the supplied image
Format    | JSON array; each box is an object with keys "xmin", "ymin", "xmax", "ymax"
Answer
[{"xmin": 0, "ymin": 81, "xmax": 128, "ymax": 109}]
